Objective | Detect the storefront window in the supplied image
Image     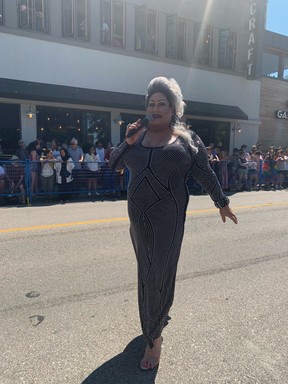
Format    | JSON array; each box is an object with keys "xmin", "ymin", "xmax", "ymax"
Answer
[
  {"xmin": 284, "ymin": 57, "xmax": 288, "ymax": 80},
  {"xmin": 85, "ymin": 111, "xmax": 111, "ymax": 147},
  {"xmin": 0, "ymin": 104, "xmax": 21, "ymax": 153},
  {"xmin": 166, "ymin": 15, "xmax": 186, "ymax": 61},
  {"xmin": 186, "ymin": 119, "xmax": 230, "ymax": 150},
  {"xmin": 135, "ymin": 6, "xmax": 157, "ymax": 54},
  {"xmin": 36, "ymin": 107, "xmax": 111, "ymax": 149},
  {"xmin": 101, "ymin": 0, "xmax": 125, "ymax": 48},
  {"xmin": 0, "ymin": 0, "xmax": 3, "ymax": 25},
  {"xmin": 62, "ymin": 0, "xmax": 89, "ymax": 40},
  {"xmin": 194, "ymin": 23, "xmax": 213, "ymax": 65},
  {"xmin": 218, "ymin": 29, "xmax": 237, "ymax": 70},
  {"xmin": 19, "ymin": 0, "xmax": 50, "ymax": 33}
]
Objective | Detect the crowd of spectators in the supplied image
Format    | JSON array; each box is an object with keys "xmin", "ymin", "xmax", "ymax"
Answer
[
  {"xmin": 205, "ymin": 142, "xmax": 288, "ymax": 192},
  {"xmin": 0, "ymin": 137, "xmax": 123, "ymax": 205},
  {"xmin": 0, "ymin": 137, "xmax": 288, "ymax": 206}
]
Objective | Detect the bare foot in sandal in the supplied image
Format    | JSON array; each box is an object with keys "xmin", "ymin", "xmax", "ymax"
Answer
[{"xmin": 140, "ymin": 336, "xmax": 163, "ymax": 370}]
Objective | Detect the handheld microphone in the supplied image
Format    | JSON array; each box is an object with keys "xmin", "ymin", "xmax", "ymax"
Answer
[{"xmin": 125, "ymin": 114, "xmax": 153, "ymax": 138}]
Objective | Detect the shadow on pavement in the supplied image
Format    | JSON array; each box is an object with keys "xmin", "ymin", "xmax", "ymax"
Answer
[{"xmin": 81, "ymin": 335, "xmax": 158, "ymax": 384}]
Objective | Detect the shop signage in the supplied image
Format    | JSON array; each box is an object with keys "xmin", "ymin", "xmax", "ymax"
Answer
[
  {"xmin": 247, "ymin": 0, "xmax": 258, "ymax": 79},
  {"xmin": 276, "ymin": 111, "xmax": 288, "ymax": 119}
]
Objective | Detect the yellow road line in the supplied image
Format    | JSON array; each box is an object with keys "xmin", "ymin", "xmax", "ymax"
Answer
[
  {"xmin": 0, "ymin": 217, "xmax": 128, "ymax": 233},
  {"xmin": 0, "ymin": 201, "xmax": 288, "ymax": 234}
]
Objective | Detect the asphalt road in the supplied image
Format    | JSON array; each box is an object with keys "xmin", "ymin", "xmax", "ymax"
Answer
[{"xmin": 1, "ymin": 191, "xmax": 288, "ymax": 384}]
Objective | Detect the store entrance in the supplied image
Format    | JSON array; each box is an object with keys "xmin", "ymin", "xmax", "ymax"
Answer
[{"xmin": 186, "ymin": 119, "xmax": 230, "ymax": 150}]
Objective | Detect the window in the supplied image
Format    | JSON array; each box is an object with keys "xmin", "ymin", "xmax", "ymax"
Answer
[
  {"xmin": 0, "ymin": 104, "xmax": 21, "ymax": 152},
  {"xmin": 262, "ymin": 52, "xmax": 279, "ymax": 78},
  {"xmin": 135, "ymin": 6, "xmax": 157, "ymax": 55},
  {"xmin": 101, "ymin": 0, "xmax": 125, "ymax": 48},
  {"xmin": 218, "ymin": 29, "xmax": 237, "ymax": 70},
  {"xmin": 284, "ymin": 57, "xmax": 288, "ymax": 80},
  {"xmin": 62, "ymin": 0, "xmax": 89, "ymax": 40},
  {"xmin": 166, "ymin": 15, "xmax": 186, "ymax": 60},
  {"xmin": 19, "ymin": 0, "xmax": 49, "ymax": 33},
  {"xmin": 194, "ymin": 23, "xmax": 213, "ymax": 65},
  {"xmin": 36, "ymin": 106, "xmax": 111, "ymax": 147},
  {"xmin": 262, "ymin": 52, "xmax": 288, "ymax": 81},
  {"xmin": 0, "ymin": 0, "xmax": 3, "ymax": 25}
]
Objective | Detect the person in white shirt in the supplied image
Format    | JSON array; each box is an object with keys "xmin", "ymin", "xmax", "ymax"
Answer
[{"xmin": 84, "ymin": 146, "xmax": 100, "ymax": 196}]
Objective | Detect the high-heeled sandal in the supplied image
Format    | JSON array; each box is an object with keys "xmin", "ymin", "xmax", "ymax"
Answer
[{"xmin": 140, "ymin": 337, "xmax": 163, "ymax": 371}]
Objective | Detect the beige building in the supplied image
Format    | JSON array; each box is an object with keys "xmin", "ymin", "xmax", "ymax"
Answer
[{"xmin": 0, "ymin": 0, "xmax": 267, "ymax": 153}]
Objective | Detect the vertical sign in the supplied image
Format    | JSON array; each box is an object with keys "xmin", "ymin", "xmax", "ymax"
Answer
[{"xmin": 247, "ymin": 0, "xmax": 258, "ymax": 79}]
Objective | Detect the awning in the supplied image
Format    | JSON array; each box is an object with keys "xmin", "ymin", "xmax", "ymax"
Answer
[
  {"xmin": 0, "ymin": 78, "xmax": 248, "ymax": 120},
  {"xmin": 185, "ymin": 100, "xmax": 248, "ymax": 120}
]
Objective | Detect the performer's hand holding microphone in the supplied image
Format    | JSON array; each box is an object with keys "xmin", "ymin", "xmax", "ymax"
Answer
[{"xmin": 125, "ymin": 115, "xmax": 153, "ymax": 145}]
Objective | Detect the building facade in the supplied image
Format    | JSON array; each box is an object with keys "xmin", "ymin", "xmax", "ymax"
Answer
[
  {"xmin": 0, "ymin": 0, "xmax": 267, "ymax": 153},
  {"xmin": 260, "ymin": 30, "xmax": 288, "ymax": 149}
]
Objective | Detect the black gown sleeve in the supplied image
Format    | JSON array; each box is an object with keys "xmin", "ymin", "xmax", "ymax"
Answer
[
  {"xmin": 189, "ymin": 131, "xmax": 230, "ymax": 208},
  {"xmin": 109, "ymin": 141, "xmax": 132, "ymax": 171}
]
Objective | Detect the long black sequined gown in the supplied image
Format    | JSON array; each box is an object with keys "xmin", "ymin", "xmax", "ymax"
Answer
[{"xmin": 109, "ymin": 131, "xmax": 227, "ymax": 347}]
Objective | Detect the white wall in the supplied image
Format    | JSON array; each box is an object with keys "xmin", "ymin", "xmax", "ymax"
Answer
[{"xmin": 0, "ymin": 34, "xmax": 261, "ymax": 121}]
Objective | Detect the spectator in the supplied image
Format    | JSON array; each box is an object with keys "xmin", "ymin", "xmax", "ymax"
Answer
[
  {"xmin": 54, "ymin": 148, "xmax": 75, "ymax": 204},
  {"xmin": 28, "ymin": 138, "xmax": 42, "ymax": 156},
  {"xmin": 248, "ymin": 152, "xmax": 259, "ymax": 190},
  {"xmin": 206, "ymin": 146, "xmax": 219, "ymax": 166},
  {"xmin": 29, "ymin": 141, "xmax": 41, "ymax": 195},
  {"xmin": 250, "ymin": 144, "xmax": 257, "ymax": 156},
  {"xmin": 262, "ymin": 147, "xmax": 277, "ymax": 190},
  {"xmin": 240, "ymin": 144, "xmax": 251, "ymax": 161},
  {"xmin": 104, "ymin": 142, "xmax": 114, "ymax": 162},
  {"xmin": 275, "ymin": 149, "xmax": 287, "ymax": 189},
  {"xmin": 227, "ymin": 148, "xmax": 239, "ymax": 191},
  {"xmin": 40, "ymin": 148, "xmax": 56, "ymax": 202},
  {"xmin": 67, "ymin": 138, "xmax": 84, "ymax": 195},
  {"xmin": 218, "ymin": 150, "xmax": 229, "ymax": 190},
  {"xmin": 16, "ymin": 139, "xmax": 29, "ymax": 161},
  {"xmin": 237, "ymin": 150, "xmax": 249, "ymax": 191},
  {"xmin": 6, "ymin": 155, "xmax": 26, "ymax": 204},
  {"xmin": 50, "ymin": 138, "xmax": 60, "ymax": 158},
  {"xmin": 95, "ymin": 140, "xmax": 105, "ymax": 162},
  {"xmin": 84, "ymin": 145, "xmax": 100, "ymax": 197}
]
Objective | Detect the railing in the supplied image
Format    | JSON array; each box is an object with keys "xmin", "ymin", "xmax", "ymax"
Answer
[
  {"xmin": 0, "ymin": 159, "xmax": 287, "ymax": 205},
  {"xmin": 0, "ymin": 160, "xmax": 129, "ymax": 205}
]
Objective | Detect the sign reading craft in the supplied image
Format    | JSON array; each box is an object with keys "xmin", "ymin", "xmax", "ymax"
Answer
[
  {"xmin": 276, "ymin": 111, "xmax": 288, "ymax": 119},
  {"xmin": 247, "ymin": 0, "xmax": 258, "ymax": 79}
]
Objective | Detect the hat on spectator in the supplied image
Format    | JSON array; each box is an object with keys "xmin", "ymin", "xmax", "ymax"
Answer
[{"xmin": 11, "ymin": 155, "xmax": 19, "ymax": 160}]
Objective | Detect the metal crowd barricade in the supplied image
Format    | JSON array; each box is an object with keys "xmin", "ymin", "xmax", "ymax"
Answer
[{"xmin": 1, "ymin": 158, "xmax": 288, "ymax": 206}]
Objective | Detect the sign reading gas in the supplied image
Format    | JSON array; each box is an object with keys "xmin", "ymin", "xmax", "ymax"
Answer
[{"xmin": 276, "ymin": 111, "xmax": 288, "ymax": 119}]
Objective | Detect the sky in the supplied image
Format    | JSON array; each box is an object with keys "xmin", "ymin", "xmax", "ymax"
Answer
[{"xmin": 266, "ymin": 0, "xmax": 288, "ymax": 36}]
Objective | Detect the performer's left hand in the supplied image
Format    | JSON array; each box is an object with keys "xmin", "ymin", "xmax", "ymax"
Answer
[{"xmin": 219, "ymin": 205, "xmax": 238, "ymax": 224}]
